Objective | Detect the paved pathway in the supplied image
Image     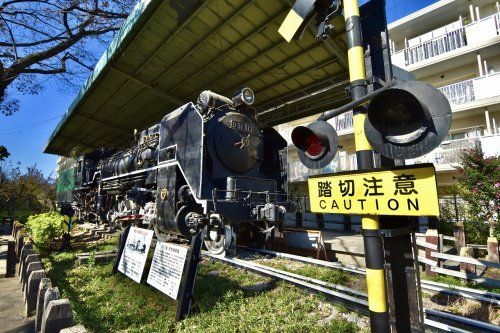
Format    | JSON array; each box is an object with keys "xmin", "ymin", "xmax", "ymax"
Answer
[{"xmin": 0, "ymin": 226, "xmax": 35, "ymax": 333}]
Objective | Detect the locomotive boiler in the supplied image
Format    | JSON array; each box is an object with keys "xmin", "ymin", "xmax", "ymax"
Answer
[{"xmin": 66, "ymin": 88, "xmax": 294, "ymax": 254}]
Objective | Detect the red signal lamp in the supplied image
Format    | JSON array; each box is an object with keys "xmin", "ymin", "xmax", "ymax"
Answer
[{"xmin": 291, "ymin": 120, "xmax": 338, "ymax": 169}]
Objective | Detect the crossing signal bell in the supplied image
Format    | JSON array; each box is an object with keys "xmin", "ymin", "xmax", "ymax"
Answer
[
  {"xmin": 291, "ymin": 120, "xmax": 338, "ymax": 169},
  {"xmin": 365, "ymin": 81, "xmax": 452, "ymax": 160}
]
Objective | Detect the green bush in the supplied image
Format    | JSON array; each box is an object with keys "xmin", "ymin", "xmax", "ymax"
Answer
[{"xmin": 25, "ymin": 212, "xmax": 64, "ymax": 251}]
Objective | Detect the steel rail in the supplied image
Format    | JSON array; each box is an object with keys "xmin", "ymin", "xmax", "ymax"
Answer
[
  {"xmin": 424, "ymin": 309, "xmax": 500, "ymax": 333},
  {"xmin": 205, "ymin": 252, "xmax": 488, "ymax": 332},
  {"xmin": 233, "ymin": 257, "xmax": 500, "ymax": 331},
  {"xmin": 241, "ymin": 246, "xmax": 500, "ymax": 305},
  {"xmin": 231, "ymin": 256, "xmax": 367, "ymax": 299},
  {"xmin": 203, "ymin": 252, "xmax": 369, "ymax": 315}
]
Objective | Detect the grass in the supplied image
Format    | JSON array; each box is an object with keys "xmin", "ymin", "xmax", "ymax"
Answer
[
  {"xmin": 40, "ymin": 233, "xmax": 361, "ymax": 333},
  {"xmin": 422, "ymin": 272, "xmax": 500, "ymax": 294},
  {"xmin": 253, "ymin": 257, "xmax": 365, "ymax": 291}
]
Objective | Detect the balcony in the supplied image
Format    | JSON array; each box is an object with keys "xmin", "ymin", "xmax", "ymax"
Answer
[
  {"xmin": 288, "ymin": 154, "xmax": 358, "ymax": 182},
  {"xmin": 438, "ymin": 72, "xmax": 500, "ymax": 108},
  {"xmin": 405, "ymin": 137, "xmax": 481, "ymax": 170},
  {"xmin": 392, "ymin": 13, "xmax": 500, "ymax": 68}
]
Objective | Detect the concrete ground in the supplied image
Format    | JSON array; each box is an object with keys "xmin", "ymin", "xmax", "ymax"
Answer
[
  {"xmin": 0, "ymin": 225, "xmax": 35, "ymax": 333},
  {"xmin": 276, "ymin": 229, "xmax": 366, "ymax": 267}
]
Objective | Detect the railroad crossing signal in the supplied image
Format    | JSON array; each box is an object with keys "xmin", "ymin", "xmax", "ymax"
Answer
[
  {"xmin": 61, "ymin": 205, "xmax": 77, "ymax": 233},
  {"xmin": 291, "ymin": 120, "xmax": 338, "ymax": 169},
  {"xmin": 280, "ymin": 0, "xmax": 445, "ymax": 332},
  {"xmin": 290, "ymin": 80, "xmax": 452, "ymax": 167},
  {"xmin": 364, "ymin": 81, "xmax": 452, "ymax": 160},
  {"xmin": 63, "ymin": 215, "xmax": 77, "ymax": 233}
]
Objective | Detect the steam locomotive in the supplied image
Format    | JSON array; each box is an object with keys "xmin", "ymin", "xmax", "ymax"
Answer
[{"xmin": 60, "ymin": 88, "xmax": 294, "ymax": 254}]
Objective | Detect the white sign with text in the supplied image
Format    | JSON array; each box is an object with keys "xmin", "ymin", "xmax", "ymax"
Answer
[
  {"xmin": 147, "ymin": 241, "xmax": 188, "ymax": 299},
  {"xmin": 118, "ymin": 227, "xmax": 154, "ymax": 283}
]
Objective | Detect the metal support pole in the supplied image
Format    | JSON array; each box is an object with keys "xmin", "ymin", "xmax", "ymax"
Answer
[
  {"xmin": 113, "ymin": 225, "xmax": 131, "ymax": 274},
  {"xmin": 343, "ymin": 1, "xmax": 389, "ymax": 332},
  {"xmin": 176, "ymin": 229, "xmax": 205, "ymax": 321}
]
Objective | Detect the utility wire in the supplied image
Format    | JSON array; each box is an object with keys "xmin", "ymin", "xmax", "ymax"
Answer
[
  {"xmin": 386, "ymin": 0, "xmax": 416, "ymax": 11},
  {"xmin": 0, "ymin": 114, "xmax": 63, "ymax": 135}
]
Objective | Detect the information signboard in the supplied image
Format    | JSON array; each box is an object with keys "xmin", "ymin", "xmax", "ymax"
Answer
[
  {"xmin": 117, "ymin": 227, "xmax": 154, "ymax": 283},
  {"xmin": 308, "ymin": 164, "xmax": 439, "ymax": 216},
  {"xmin": 147, "ymin": 241, "xmax": 188, "ymax": 299}
]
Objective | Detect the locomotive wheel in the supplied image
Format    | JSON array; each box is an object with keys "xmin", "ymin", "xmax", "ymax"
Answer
[{"xmin": 204, "ymin": 225, "xmax": 233, "ymax": 255}]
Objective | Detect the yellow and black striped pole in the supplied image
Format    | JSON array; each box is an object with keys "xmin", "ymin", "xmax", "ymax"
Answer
[{"xmin": 343, "ymin": 1, "xmax": 390, "ymax": 331}]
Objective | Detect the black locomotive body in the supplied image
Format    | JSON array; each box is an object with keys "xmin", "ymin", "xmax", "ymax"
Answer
[{"xmin": 69, "ymin": 88, "xmax": 293, "ymax": 253}]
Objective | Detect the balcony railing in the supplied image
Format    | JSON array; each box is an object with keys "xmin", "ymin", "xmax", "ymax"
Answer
[
  {"xmin": 330, "ymin": 111, "xmax": 353, "ymax": 133},
  {"xmin": 392, "ymin": 13, "xmax": 500, "ymax": 68},
  {"xmin": 403, "ymin": 27, "xmax": 467, "ymax": 66},
  {"xmin": 438, "ymin": 79, "xmax": 475, "ymax": 105},
  {"xmin": 438, "ymin": 72, "xmax": 500, "ymax": 106},
  {"xmin": 277, "ymin": 112, "xmax": 354, "ymax": 144},
  {"xmin": 288, "ymin": 154, "xmax": 357, "ymax": 182},
  {"xmin": 405, "ymin": 137, "xmax": 481, "ymax": 166}
]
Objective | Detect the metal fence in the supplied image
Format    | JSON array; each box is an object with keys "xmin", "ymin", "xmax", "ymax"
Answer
[
  {"xmin": 403, "ymin": 27, "xmax": 467, "ymax": 66},
  {"xmin": 330, "ymin": 111, "xmax": 353, "ymax": 132},
  {"xmin": 406, "ymin": 137, "xmax": 481, "ymax": 165},
  {"xmin": 438, "ymin": 79, "xmax": 475, "ymax": 105},
  {"xmin": 288, "ymin": 154, "xmax": 358, "ymax": 182}
]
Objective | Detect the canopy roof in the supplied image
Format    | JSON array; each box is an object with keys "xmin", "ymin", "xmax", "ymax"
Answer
[{"xmin": 45, "ymin": 0, "xmax": 350, "ymax": 156}]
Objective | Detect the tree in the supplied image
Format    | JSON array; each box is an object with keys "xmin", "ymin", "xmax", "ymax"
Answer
[
  {"xmin": 0, "ymin": 161, "xmax": 56, "ymax": 221},
  {"xmin": 0, "ymin": 144, "xmax": 9, "ymax": 160},
  {"xmin": 455, "ymin": 148, "xmax": 500, "ymax": 243},
  {"xmin": 0, "ymin": 0, "xmax": 135, "ymax": 115}
]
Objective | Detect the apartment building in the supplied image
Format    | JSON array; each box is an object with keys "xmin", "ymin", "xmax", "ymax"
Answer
[
  {"xmin": 277, "ymin": 0, "xmax": 500, "ymax": 193},
  {"xmin": 55, "ymin": 156, "xmax": 76, "ymax": 175}
]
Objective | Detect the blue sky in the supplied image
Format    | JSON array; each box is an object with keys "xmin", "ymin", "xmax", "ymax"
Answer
[{"xmin": 0, "ymin": 0, "xmax": 438, "ymax": 177}]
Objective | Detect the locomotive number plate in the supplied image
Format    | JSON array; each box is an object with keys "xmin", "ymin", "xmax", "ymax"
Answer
[{"xmin": 230, "ymin": 120, "xmax": 253, "ymax": 134}]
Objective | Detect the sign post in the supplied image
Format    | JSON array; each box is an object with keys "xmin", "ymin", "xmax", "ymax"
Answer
[
  {"xmin": 342, "ymin": 1, "xmax": 389, "ymax": 331},
  {"xmin": 175, "ymin": 229, "xmax": 205, "ymax": 321},
  {"xmin": 60, "ymin": 205, "xmax": 77, "ymax": 251}
]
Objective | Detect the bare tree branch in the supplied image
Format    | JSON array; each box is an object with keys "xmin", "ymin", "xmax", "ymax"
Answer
[
  {"xmin": 0, "ymin": 13, "xmax": 17, "ymax": 60},
  {"xmin": 0, "ymin": 0, "xmax": 134, "ymax": 115}
]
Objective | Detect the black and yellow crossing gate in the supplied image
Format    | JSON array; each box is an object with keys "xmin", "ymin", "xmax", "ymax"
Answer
[{"xmin": 280, "ymin": 0, "xmax": 451, "ymax": 332}]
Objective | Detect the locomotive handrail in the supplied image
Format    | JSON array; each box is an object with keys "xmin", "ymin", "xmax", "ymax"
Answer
[{"xmin": 211, "ymin": 188, "xmax": 292, "ymax": 203}]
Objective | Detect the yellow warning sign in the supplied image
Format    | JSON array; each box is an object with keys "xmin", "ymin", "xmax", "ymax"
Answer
[{"xmin": 308, "ymin": 164, "xmax": 439, "ymax": 216}]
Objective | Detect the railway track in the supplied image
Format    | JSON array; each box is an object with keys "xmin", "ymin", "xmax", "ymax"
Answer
[
  {"xmin": 242, "ymin": 247, "xmax": 500, "ymax": 306},
  {"xmin": 204, "ymin": 250, "xmax": 500, "ymax": 333}
]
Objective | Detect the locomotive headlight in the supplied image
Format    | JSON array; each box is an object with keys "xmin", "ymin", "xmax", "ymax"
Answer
[{"xmin": 233, "ymin": 87, "xmax": 255, "ymax": 106}]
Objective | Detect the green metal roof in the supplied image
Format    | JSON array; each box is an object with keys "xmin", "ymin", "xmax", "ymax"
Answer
[{"xmin": 45, "ymin": 0, "xmax": 350, "ymax": 157}]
